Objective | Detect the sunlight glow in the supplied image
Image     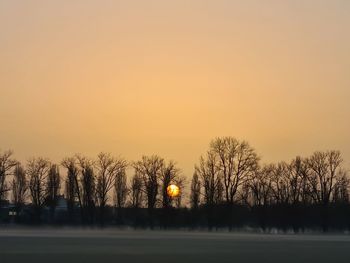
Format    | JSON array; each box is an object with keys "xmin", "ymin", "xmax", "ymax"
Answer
[{"xmin": 167, "ymin": 184, "xmax": 180, "ymax": 198}]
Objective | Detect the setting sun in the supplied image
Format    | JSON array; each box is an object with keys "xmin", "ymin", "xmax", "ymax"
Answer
[{"xmin": 167, "ymin": 184, "xmax": 180, "ymax": 198}]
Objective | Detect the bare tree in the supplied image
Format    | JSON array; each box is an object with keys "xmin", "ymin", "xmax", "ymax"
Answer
[
  {"xmin": 174, "ymin": 175, "xmax": 186, "ymax": 208},
  {"xmin": 12, "ymin": 163, "xmax": 27, "ymax": 213},
  {"xmin": 239, "ymin": 182, "xmax": 251, "ymax": 206},
  {"xmin": 27, "ymin": 157, "xmax": 50, "ymax": 220},
  {"xmin": 114, "ymin": 169, "xmax": 128, "ymax": 223},
  {"xmin": 77, "ymin": 155, "xmax": 96, "ymax": 224},
  {"xmin": 287, "ymin": 156, "xmax": 311, "ymax": 205},
  {"xmin": 195, "ymin": 152, "xmax": 221, "ymax": 206},
  {"xmin": 115, "ymin": 169, "xmax": 128, "ymax": 209},
  {"xmin": 62, "ymin": 157, "xmax": 79, "ymax": 221},
  {"xmin": 332, "ymin": 171, "xmax": 349, "ymax": 203},
  {"xmin": 210, "ymin": 137, "xmax": 259, "ymax": 204},
  {"xmin": 95, "ymin": 152, "xmax": 127, "ymax": 224},
  {"xmin": 306, "ymin": 151, "xmax": 343, "ymax": 206},
  {"xmin": 269, "ymin": 158, "xmax": 307, "ymax": 205},
  {"xmin": 214, "ymin": 177, "xmax": 224, "ymax": 205},
  {"xmin": 0, "ymin": 150, "xmax": 17, "ymax": 202},
  {"xmin": 270, "ymin": 162, "xmax": 291, "ymax": 205},
  {"xmin": 46, "ymin": 164, "xmax": 61, "ymax": 222},
  {"xmin": 133, "ymin": 155, "xmax": 164, "ymax": 210},
  {"xmin": 130, "ymin": 172, "xmax": 143, "ymax": 208},
  {"xmin": 288, "ymin": 157, "xmax": 309, "ymax": 205},
  {"xmin": 160, "ymin": 161, "xmax": 181, "ymax": 208},
  {"xmin": 248, "ymin": 164, "xmax": 273, "ymax": 206},
  {"xmin": 190, "ymin": 172, "xmax": 201, "ymax": 209}
]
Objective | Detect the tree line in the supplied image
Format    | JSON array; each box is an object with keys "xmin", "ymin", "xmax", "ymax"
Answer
[
  {"xmin": 1, "ymin": 137, "xmax": 350, "ymax": 231},
  {"xmin": 189, "ymin": 137, "xmax": 350, "ymax": 232},
  {"xmin": 191, "ymin": 137, "xmax": 348, "ymax": 208},
  {"xmin": 0, "ymin": 151, "xmax": 185, "ymax": 225}
]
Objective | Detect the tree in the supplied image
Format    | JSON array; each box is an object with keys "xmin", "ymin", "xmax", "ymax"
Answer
[
  {"xmin": 46, "ymin": 164, "xmax": 61, "ymax": 222},
  {"xmin": 115, "ymin": 169, "xmax": 128, "ymax": 209},
  {"xmin": 306, "ymin": 151, "xmax": 344, "ymax": 206},
  {"xmin": 190, "ymin": 172, "xmax": 201, "ymax": 209},
  {"xmin": 95, "ymin": 152, "xmax": 127, "ymax": 224},
  {"xmin": 332, "ymin": 172, "xmax": 349, "ymax": 203},
  {"xmin": 210, "ymin": 137, "xmax": 259, "ymax": 204},
  {"xmin": 173, "ymin": 175, "xmax": 186, "ymax": 208},
  {"xmin": 77, "ymin": 156, "xmax": 96, "ymax": 224},
  {"xmin": 160, "ymin": 161, "xmax": 181, "ymax": 208},
  {"xmin": 290, "ymin": 157, "xmax": 311, "ymax": 205},
  {"xmin": 12, "ymin": 163, "xmax": 27, "ymax": 213},
  {"xmin": 114, "ymin": 169, "xmax": 128, "ymax": 223},
  {"xmin": 248, "ymin": 164, "xmax": 273, "ymax": 206},
  {"xmin": 270, "ymin": 162, "xmax": 291, "ymax": 205},
  {"xmin": 0, "ymin": 150, "xmax": 17, "ymax": 202},
  {"xmin": 27, "ymin": 157, "xmax": 50, "ymax": 221},
  {"xmin": 268, "ymin": 158, "xmax": 309, "ymax": 205},
  {"xmin": 214, "ymin": 177, "xmax": 224, "ymax": 205},
  {"xmin": 286, "ymin": 157, "xmax": 309, "ymax": 205},
  {"xmin": 195, "ymin": 152, "xmax": 221, "ymax": 206},
  {"xmin": 133, "ymin": 155, "xmax": 164, "ymax": 210},
  {"xmin": 130, "ymin": 172, "xmax": 143, "ymax": 208},
  {"xmin": 62, "ymin": 157, "xmax": 79, "ymax": 221},
  {"xmin": 195, "ymin": 151, "xmax": 222, "ymax": 229},
  {"xmin": 63, "ymin": 155, "xmax": 96, "ymax": 224}
]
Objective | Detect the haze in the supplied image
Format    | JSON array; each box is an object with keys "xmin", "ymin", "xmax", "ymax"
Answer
[{"xmin": 1, "ymin": 0, "xmax": 350, "ymax": 177}]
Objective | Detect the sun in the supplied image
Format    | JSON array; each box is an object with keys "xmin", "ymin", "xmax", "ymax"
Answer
[{"xmin": 167, "ymin": 184, "xmax": 180, "ymax": 198}]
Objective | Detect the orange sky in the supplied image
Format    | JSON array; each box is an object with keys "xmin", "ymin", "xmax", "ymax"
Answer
[{"xmin": 1, "ymin": 1, "xmax": 350, "ymax": 177}]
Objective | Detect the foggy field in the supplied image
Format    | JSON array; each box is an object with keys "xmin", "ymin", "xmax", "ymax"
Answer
[{"xmin": 0, "ymin": 229, "xmax": 350, "ymax": 263}]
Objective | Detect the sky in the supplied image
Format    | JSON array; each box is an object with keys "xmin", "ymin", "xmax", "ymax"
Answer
[{"xmin": 1, "ymin": 0, "xmax": 350, "ymax": 178}]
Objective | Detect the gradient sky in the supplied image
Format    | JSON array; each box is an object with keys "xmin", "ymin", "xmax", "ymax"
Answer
[{"xmin": 1, "ymin": 0, "xmax": 350, "ymax": 178}]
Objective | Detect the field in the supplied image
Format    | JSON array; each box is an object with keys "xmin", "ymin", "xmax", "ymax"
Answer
[{"xmin": 0, "ymin": 229, "xmax": 349, "ymax": 263}]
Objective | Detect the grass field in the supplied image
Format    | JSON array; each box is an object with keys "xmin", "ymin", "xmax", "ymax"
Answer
[{"xmin": 0, "ymin": 229, "xmax": 349, "ymax": 263}]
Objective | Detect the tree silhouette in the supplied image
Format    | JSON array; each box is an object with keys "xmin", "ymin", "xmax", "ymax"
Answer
[
  {"xmin": 0, "ymin": 150, "xmax": 17, "ymax": 203},
  {"xmin": 114, "ymin": 168, "xmax": 128, "ymax": 223},
  {"xmin": 190, "ymin": 172, "xmax": 201, "ymax": 209},
  {"xmin": 210, "ymin": 137, "xmax": 259, "ymax": 204},
  {"xmin": 160, "ymin": 161, "xmax": 181, "ymax": 209},
  {"xmin": 62, "ymin": 157, "xmax": 79, "ymax": 222},
  {"xmin": 46, "ymin": 164, "xmax": 61, "ymax": 223},
  {"xmin": 246, "ymin": 165, "xmax": 270, "ymax": 206},
  {"xmin": 12, "ymin": 163, "xmax": 27, "ymax": 217},
  {"xmin": 133, "ymin": 155, "xmax": 164, "ymax": 210},
  {"xmin": 332, "ymin": 173, "xmax": 349, "ymax": 203},
  {"xmin": 130, "ymin": 172, "xmax": 143, "ymax": 208},
  {"xmin": 0, "ymin": 143, "xmax": 349, "ymax": 232},
  {"xmin": 77, "ymin": 156, "xmax": 96, "ymax": 224},
  {"xmin": 307, "ymin": 151, "xmax": 343, "ymax": 206},
  {"xmin": 95, "ymin": 152, "xmax": 127, "ymax": 225},
  {"xmin": 195, "ymin": 151, "xmax": 220, "ymax": 207},
  {"xmin": 27, "ymin": 157, "xmax": 50, "ymax": 222}
]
